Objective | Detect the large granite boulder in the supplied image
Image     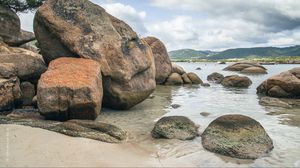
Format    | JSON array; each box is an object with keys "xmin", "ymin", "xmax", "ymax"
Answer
[
  {"xmin": 221, "ymin": 75, "xmax": 252, "ymax": 88},
  {"xmin": 202, "ymin": 114, "xmax": 273, "ymax": 159},
  {"xmin": 0, "ymin": 42, "xmax": 47, "ymax": 83},
  {"xmin": 0, "ymin": 6, "xmax": 35, "ymax": 46},
  {"xmin": 207, "ymin": 72, "xmax": 224, "ymax": 84},
  {"xmin": 34, "ymin": 0, "xmax": 156, "ymax": 110},
  {"xmin": 257, "ymin": 67, "xmax": 300, "ymax": 98},
  {"xmin": 143, "ymin": 36, "xmax": 172, "ymax": 84},
  {"xmin": 152, "ymin": 116, "xmax": 199, "ymax": 140},
  {"xmin": 0, "ymin": 77, "xmax": 22, "ymax": 111},
  {"xmin": 37, "ymin": 57, "xmax": 103, "ymax": 121},
  {"xmin": 224, "ymin": 62, "xmax": 267, "ymax": 74}
]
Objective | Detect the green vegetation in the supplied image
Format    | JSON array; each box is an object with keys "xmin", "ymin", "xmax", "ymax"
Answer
[
  {"xmin": 168, "ymin": 49, "xmax": 213, "ymax": 60},
  {"xmin": 0, "ymin": 0, "xmax": 45, "ymax": 13}
]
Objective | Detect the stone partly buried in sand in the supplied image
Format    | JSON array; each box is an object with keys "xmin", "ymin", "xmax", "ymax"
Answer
[
  {"xmin": 34, "ymin": 0, "xmax": 155, "ymax": 110},
  {"xmin": 37, "ymin": 57, "xmax": 103, "ymax": 120},
  {"xmin": 221, "ymin": 75, "xmax": 252, "ymax": 88},
  {"xmin": 152, "ymin": 116, "xmax": 199, "ymax": 140},
  {"xmin": 202, "ymin": 114, "xmax": 273, "ymax": 159},
  {"xmin": 257, "ymin": 67, "xmax": 300, "ymax": 98},
  {"xmin": 224, "ymin": 62, "xmax": 267, "ymax": 74},
  {"xmin": 143, "ymin": 36, "xmax": 172, "ymax": 84},
  {"xmin": 0, "ymin": 112, "xmax": 127, "ymax": 143}
]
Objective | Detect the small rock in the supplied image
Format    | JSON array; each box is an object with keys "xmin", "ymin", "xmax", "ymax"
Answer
[
  {"xmin": 171, "ymin": 104, "xmax": 181, "ymax": 109},
  {"xmin": 202, "ymin": 114, "xmax": 273, "ymax": 159},
  {"xmin": 152, "ymin": 116, "xmax": 199, "ymax": 140},
  {"xmin": 165, "ymin": 73, "xmax": 184, "ymax": 85},
  {"xmin": 0, "ymin": 77, "xmax": 22, "ymax": 111},
  {"xmin": 207, "ymin": 72, "xmax": 224, "ymax": 84},
  {"xmin": 221, "ymin": 75, "xmax": 252, "ymax": 88},
  {"xmin": 201, "ymin": 83, "xmax": 210, "ymax": 87},
  {"xmin": 182, "ymin": 73, "xmax": 192, "ymax": 84},
  {"xmin": 171, "ymin": 63, "xmax": 186, "ymax": 75},
  {"xmin": 196, "ymin": 67, "xmax": 201, "ymax": 70},
  {"xmin": 200, "ymin": 112, "xmax": 211, "ymax": 117},
  {"xmin": 187, "ymin": 72, "xmax": 203, "ymax": 84}
]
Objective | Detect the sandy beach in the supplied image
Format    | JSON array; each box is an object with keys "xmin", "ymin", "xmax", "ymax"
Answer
[{"xmin": 0, "ymin": 124, "xmax": 176, "ymax": 167}]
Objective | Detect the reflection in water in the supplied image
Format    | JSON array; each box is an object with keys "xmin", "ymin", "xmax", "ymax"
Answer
[{"xmin": 98, "ymin": 62, "xmax": 300, "ymax": 167}]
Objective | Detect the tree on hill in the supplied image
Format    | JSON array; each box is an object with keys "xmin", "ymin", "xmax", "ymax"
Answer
[{"xmin": 0, "ymin": 0, "xmax": 45, "ymax": 13}]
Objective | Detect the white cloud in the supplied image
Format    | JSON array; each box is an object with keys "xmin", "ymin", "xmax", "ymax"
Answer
[
  {"xmin": 149, "ymin": 0, "xmax": 300, "ymax": 51},
  {"xmin": 101, "ymin": 2, "xmax": 148, "ymax": 35}
]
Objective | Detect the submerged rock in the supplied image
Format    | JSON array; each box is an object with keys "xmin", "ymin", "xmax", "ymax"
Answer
[
  {"xmin": 152, "ymin": 116, "xmax": 199, "ymax": 140},
  {"xmin": 202, "ymin": 114, "xmax": 273, "ymax": 159},
  {"xmin": 143, "ymin": 36, "xmax": 172, "ymax": 84},
  {"xmin": 207, "ymin": 72, "xmax": 224, "ymax": 84},
  {"xmin": 221, "ymin": 75, "xmax": 252, "ymax": 88},
  {"xmin": 201, "ymin": 83, "xmax": 210, "ymax": 87},
  {"xmin": 257, "ymin": 67, "xmax": 300, "ymax": 98},
  {"xmin": 34, "ymin": 0, "xmax": 155, "ymax": 110},
  {"xmin": 0, "ymin": 113, "xmax": 127, "ymax": 143},
  {"xmin": 224, "ymin": 62, "xmax": 267, "ymax": 74},
  {"xmin": 37, "ymin": 58, "xmax": 103, "ymax": 121},
  {"xmin": 259, "ymin": 96, "xmax": 300, "ymax": 108}
]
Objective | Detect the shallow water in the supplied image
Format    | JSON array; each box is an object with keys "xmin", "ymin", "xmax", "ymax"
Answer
[{"xmin": 98, "ymin": 62, "xmax": 300, "ymax": 167}]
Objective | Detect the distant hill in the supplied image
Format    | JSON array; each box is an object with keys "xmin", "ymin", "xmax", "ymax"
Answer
[
  {"xmin": 168, "ymin": 45, "xmax": 300, "ymax": 60},
  {"xmin": 168, "ymin": 49, "xmax": 217, "ymax": 60}
]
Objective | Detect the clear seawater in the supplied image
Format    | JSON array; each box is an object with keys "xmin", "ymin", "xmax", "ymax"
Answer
[{"xmin": 98, "ymin": 62, "xmax": 300, "ymax": 167}]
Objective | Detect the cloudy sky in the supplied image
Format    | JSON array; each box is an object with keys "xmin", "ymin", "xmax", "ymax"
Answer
[{"xmin": 19, "ymin": 0, "xmax": 300, "ymax": 51}]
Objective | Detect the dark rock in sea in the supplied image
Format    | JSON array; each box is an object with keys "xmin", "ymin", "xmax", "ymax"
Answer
[
  {"xmin": 219, "ymin": 61, "xmax": 226, "ymax": 64},
  {"xmin": 34, "ymin": 0, "xmax": 155, "ymax": 110},
  {"xmin": 224, "ymin": 62, "xmax": 267, "ymax": 74},
  {"xmin": 37, "ymin": 58, "xmax": 103, "ymax": 121},
  {"xmin": 201, "ymin": 83, "xmax": 210, "ymax": 87},
  {"xmin": 207, "ymin": 72, "xmax": 224, "ymax": 84},
  {"xmin": 0, "ymin": 112, "xmax": 127, "ymax": 143},
  {"xmin": 202, "ymin": 114, "xmax": 274, "ymax": 159},
  {"xmin": 196, "ymin": 67, "xmax": 202, "ymax": 70},
  {"xmin": 221, "ymin": 75, "xmax": 252, "ymax": 88},
  {"xmin": 152, "ymin": 116, "xmax": 199, "ymax": 140},
  {"xmin": 165, "ymin": 73, "xmax": 184, "ymax": 85},
  {"xmin": 200, "ymin": 112, "xmax": 211, "ymax": 117},
  {"xmin": 143, "ymin": 36, "xmax": 172, "ymax": 84},
  {"xmin": 170, "ymin": 104, "xmax": 181, "ymax": 109},
  {"xmin": 257, "ymin": 67, "xmax": 300, "ymax": 98}
]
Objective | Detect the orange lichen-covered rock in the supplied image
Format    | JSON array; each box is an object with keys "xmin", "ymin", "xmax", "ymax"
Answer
[{"xmin": 37, "ymin": 57, "xmax": 103, "ymax": 121}]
